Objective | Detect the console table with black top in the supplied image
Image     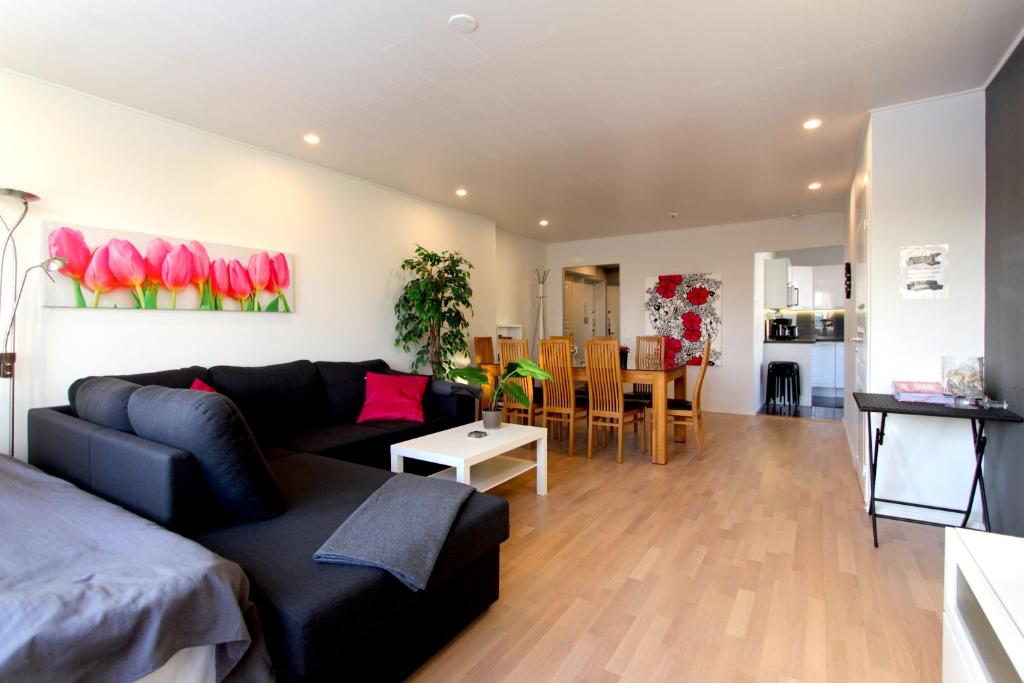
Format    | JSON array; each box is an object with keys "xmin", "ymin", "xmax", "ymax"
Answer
[{"xmin": 852, "ymin": 392, "xmax": 1023, "ymax": 547}]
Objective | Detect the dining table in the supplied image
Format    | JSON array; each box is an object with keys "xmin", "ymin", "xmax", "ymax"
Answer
[{"xmin": 478, "ymin": 361, "xmax": 688, "ymax": 465}]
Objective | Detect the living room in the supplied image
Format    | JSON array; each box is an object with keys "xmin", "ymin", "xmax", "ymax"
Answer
[{"xmin": 2, "ymin": 2, "xmax": 1024, "ymax": 682}]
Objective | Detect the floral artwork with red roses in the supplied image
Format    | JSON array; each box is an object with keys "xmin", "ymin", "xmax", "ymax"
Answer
[
  {"xmin": 644, "ymin": 272, "xmax": 722, "ymax": 367},
  {"xmin": 43, "ymin": 222, "xmax": 294, "ymax": 312}
]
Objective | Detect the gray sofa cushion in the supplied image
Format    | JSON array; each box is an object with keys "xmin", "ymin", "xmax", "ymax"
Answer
[
  {"xmin": 74, "ymin": 378, "xmax": 141, "ymax": 432},
  {"xmin": 127, "ymin": 386, "xmax": 284, "ymax": 521},
  {"xmin": 69, "ymin": 366, "xmax": 212, "ymax": 415},
  {"xmin": 314, "ymin": 359, "xmax": 390, "ymax": 421},
  {"xmin": 209, "ymin": 360, "xmax": 324, "ymax": 438}
]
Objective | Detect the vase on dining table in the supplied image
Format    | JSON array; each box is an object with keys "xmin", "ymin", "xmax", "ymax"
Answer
[{"xmin": 619, "ymin": 348, "xmax": 629, "ymax": 369}]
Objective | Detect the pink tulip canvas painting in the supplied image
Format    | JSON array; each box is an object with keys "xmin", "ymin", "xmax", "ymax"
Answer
[{"xmin": 42, "ymin": 222, "xmax": 295, "ymax": 313}]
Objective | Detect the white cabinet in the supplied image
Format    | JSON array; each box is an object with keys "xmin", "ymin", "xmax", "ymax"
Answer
[
  {"xmin": 790, "ymin": 266, "xmax": 813, "ymax": 309},
  {"xmin": 811, "ymin": 343, "xmax": 835, "ymax": 387},
  {"xmin": 810, "ymin": 342, "xmax": 845, "ymax": 389},
  {"xmin": 835, "ymin": 343, "xmax": 845, "ymax": 389},
  {"xmin": 812, "ymin": 264, "xmax": 844, "ymax": 308},
  {"xmin": 764, "ymin": 258, "xmax": 791, "ymax": 309}
]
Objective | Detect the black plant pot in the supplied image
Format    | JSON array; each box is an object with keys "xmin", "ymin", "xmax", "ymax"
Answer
[{"xmin": 619, "ymin": 349, "xmax": 628, "ymax": 370}]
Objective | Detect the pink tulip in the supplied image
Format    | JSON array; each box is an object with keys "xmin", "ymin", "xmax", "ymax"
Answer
[
  {"xmin": 144, "ymin": 238, "xmax": 172, "ymax": 286},
  {"xmin": 210, "ymin": 258, "xmax": 228, "ymax": 297},
  {"xmin": 247, "ymin": 252, "xmax": 271, "ymax": 294},
  {"xmin": 48, "ymin": 227, "xmax": 91, "ymax": 281},
  {"xmin": 229, "ymin": 259, "xmax": 253, "ymax": 308},
  {"xmin": 267, "ymin": 253, "xmax": 290, "ymax": 293},
  {"xmin": 162, "ymin": 244, "xmax": 193, "ymax": 309},
  {"xmin": 107, "ymin": 239, "xmax": 146, "ymax": 291},
  {"xmin": 189, "ymin": 241, "xmax": 210, "ymax": 287},
  {"xmin": 83, "ymin": 245, "xmax": 116, "ymax": 307}
]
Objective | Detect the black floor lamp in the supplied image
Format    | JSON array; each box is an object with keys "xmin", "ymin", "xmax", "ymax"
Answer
[{"xmin": 0, "ymin": 188, "xmax": 64, "ymax": 457}]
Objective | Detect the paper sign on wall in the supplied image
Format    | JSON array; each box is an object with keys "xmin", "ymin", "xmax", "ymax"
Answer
[{"xmin": 899, "ymin": 244, "xmax": 948, "ymax": 299}]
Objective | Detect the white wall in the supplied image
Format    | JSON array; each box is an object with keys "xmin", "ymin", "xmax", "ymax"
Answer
[
  {"xmin": 546, "ymin": 213, "xmax": 846, "ymax": 414},
  {"xmin": 0, "ymin": 70, "xmax": 499, "ymax": 457},
  {"xmin": 494, "ymin": 229, "xmax": 546, "ymax": 340},
  {"xmin": 851, "ymin": 91, "xmax": 987, "ymax": 523}
]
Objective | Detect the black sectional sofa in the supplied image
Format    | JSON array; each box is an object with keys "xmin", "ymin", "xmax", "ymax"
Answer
[{"xmin": 28, "ymin": 359, "xmax": 508, "ymax": 682}]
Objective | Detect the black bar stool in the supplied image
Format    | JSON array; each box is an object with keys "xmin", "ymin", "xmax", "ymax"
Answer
[{"xmin": 766, "ymin": 361, "xmax": 801, "ymax": 406}]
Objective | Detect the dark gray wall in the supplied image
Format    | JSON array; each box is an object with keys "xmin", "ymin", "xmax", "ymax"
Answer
[{"xmin": 985, "ymin": 38, "xmax": 1024, "ymax": 535}]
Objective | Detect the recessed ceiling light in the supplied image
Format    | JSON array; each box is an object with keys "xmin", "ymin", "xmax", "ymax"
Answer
[
  {"xmin": 303, "ymin": 133, "xmax": 320, "ymax": 145},
  {"xmin": 448, "ymin": 14, "xmax": 478, "ymax": 33},
  {"xmin": 455, "ymin": 187, "xmax": 468, "ymax": 197},
  {"xmin": 807, "ymin": 181, "xmax": 822, "ymax": 191},
  {"xmin": 538, "ymin": 219, "xmax": 549, "ymax": 227},
  {"xmin": 802, "ymin": 118, "xmax": 822, "ymax": 130}
]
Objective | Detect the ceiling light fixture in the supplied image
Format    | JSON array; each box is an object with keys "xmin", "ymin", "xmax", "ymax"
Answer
[
  {"xmin": 455, "ymin": 187, "xmax": 468, "ymax": 197},
  {"xmin": 802, "ymin": 118, "xmax": 822, "ymax": 130},
  {"xmin": 303, "ymin": 133, "xmax": 320, "ymax": 145},
  {"xmin": 448, "ymin": 14, "xmax": 478, "ymax": 34},
  {"xmin": 807, "ymin": 181, "xmax": 822, "ymax": 191},
  {"xmin": 538, "ymin": 219, "xmax": 549, "ymax": 227}
]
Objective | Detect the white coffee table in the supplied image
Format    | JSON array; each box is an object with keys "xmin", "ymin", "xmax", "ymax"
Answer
[{"xmin": 390, "ymin": 421, "xmax": 548, "ymax": 495}]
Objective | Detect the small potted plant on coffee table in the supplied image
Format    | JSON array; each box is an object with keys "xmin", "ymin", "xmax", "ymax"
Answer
[{"xmin": 450, "ymin": 359, "xmax": 552, "ymax": 429}]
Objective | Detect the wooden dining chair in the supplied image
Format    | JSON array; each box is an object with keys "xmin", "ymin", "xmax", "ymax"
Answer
[
  {"xmin": 584, "ymin": 339, "xmax": 646, "ymax": 463},
  {"xmin": 498, "ymin": 338, "xmax": 541, "ymax": 426},
  {"xmin": 473, "ymin": 336, "xmax": 496, "ymax": 364},
  {"xmin": 666, "ymin": 337, "xmax": 712, "ymax": 459},
  {"xmin": 630, "ymin": 336, "xmax": 665, "ymax": 399},
  {"xmin": 539, "ymin": 339, "xmax": 588, "ymax": 456}
]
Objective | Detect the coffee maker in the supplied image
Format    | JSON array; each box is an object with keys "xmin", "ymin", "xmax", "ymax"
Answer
[{"xmin": 769, "ymin": 317, "xmax": 798, "ymax": 340}]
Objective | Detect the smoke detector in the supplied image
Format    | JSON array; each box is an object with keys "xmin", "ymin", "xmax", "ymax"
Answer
[{"xmin": 448, "ymin": 14, "xmax": 478, "ymax": 33}]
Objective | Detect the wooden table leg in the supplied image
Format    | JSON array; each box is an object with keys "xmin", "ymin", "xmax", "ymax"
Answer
[
  {"xmin": 652, "ymin": 378, "xmax": 667, "ymax": 465},
  {"xmin": 673, "ymin": 370, "xmax": 687, "ymax": 443}
]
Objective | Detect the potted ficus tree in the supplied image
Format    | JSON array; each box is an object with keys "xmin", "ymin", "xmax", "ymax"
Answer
[
  {"xmin": 451, "ymin": 359, "xmax": 552, "ymax": 429},
  {"xmin": 394, "ymin": 245, "xmax": 474, "ymax": 378}
]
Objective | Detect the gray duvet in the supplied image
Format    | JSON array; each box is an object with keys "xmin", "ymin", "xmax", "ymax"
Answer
[{"xmin": 0, "ymin": 456, "xmax": 271, "ymax": 682}]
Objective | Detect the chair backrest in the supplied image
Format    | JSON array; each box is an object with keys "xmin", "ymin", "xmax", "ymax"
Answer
[
  {"xmin": 473, "ymin": 336, "xmax": 495, "ymax": 364},
  {"xmin": 592, "ymin": 335, "xmax": 615, "ymax": 341},
  {"xmin": 539, "ymin": 339, "xmax": 574, "ymax": 413},
  {"xmin": 549, "ymin": 335, "xmax": 573, "ymax": 345},
  {"xmin": 634, "ymin": 336, "xmax": 664, "ymax": 395},
  {"xmin": 498, "ymin": 338, "xmax": 533, "ymax": 410},
  {"xmin": 692, "ymin": 337, "xmax": 712, "ymax": 412},
  {"xmin": 584, "ymin": 339, "xmax": 624, "ymax": 415}
]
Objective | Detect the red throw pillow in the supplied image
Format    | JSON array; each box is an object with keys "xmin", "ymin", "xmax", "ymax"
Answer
[
  {"xmin": 191, "ymin": 378, "xmax": 217, "ymax": 393},
  {"xmin": 357, "ymin": 372, "xmax": 428, "ymax": 423}
]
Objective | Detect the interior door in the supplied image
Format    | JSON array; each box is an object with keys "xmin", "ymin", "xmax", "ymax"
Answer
[{"xmin": 848, "ymin": 211, "xmax": 870, "ymax": 500}]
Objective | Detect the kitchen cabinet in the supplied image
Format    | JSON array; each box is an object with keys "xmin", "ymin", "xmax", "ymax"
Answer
[
  {"xmin": 810, "ymin": 341, "xmax": 845, "ymax": 390},
  {"xmin": 811, "ymin": 342, "xmax": 835, "ymax": 387},
  {"xmin": 812, "ymin": 264, "xmax": 844, "ymax": 308},
  {"xmin": 790, "ymin": 266, "xmax": 813, "ymax": 309},
  {"xmin": 764, "ymin": 258, "xmax": 791, "ymax": 309}
]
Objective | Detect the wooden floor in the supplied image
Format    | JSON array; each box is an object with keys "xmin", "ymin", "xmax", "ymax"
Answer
[{"xmin": 410, "ymin": 412, "xmax": 945, "ymax": 682}]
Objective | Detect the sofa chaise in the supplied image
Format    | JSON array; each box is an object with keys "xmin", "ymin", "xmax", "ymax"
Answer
[{"xmin": 27, "ymin": 359, "xmax": 507, "ymax": 682}]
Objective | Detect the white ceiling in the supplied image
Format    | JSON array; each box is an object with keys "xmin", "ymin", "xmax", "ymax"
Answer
[{"xmin": 2, "ymin": 1, "xmax": 1022, "ymax": 242}]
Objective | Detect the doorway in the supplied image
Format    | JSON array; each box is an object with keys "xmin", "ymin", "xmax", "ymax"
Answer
[{"xmin": 562, "ymin": 265, "xmax": 620, "ymax": 365}]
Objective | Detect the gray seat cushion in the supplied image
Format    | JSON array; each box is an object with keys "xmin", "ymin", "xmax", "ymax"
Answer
[{"xmin": 128, "ymin": 386, "xmax": 284, "ymax": 521}]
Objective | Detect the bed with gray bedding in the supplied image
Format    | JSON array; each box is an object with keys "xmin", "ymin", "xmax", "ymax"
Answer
[{"xmin": 0, "ymin": 456, "xmax": 271, "ymax": 682}]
